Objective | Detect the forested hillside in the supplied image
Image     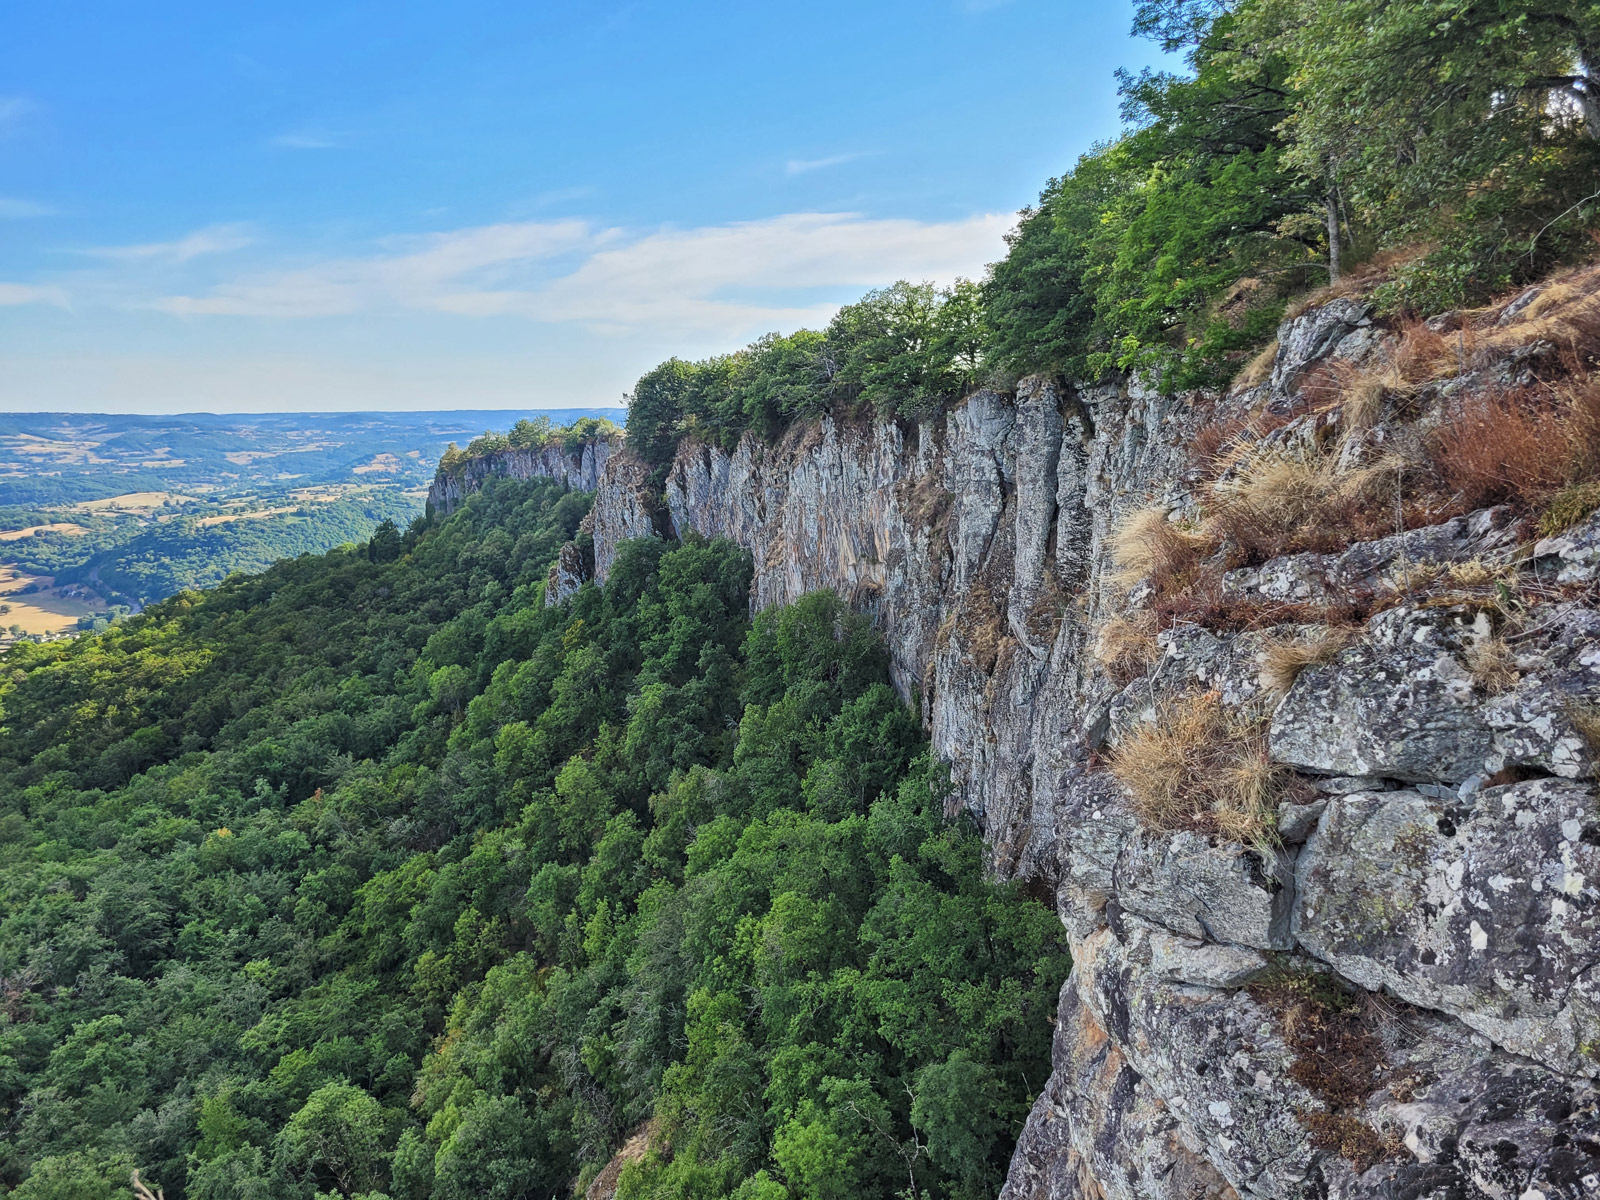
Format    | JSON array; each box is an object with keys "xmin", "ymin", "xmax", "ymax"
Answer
[{"xmin": 0, "ymin": 475, "xmax": 1067, "ymax": 1200}]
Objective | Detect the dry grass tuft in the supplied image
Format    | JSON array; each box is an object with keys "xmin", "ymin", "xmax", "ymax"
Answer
[
  {"xmin": 1234, "ymin": 339, "xmax": 1279, "ymax": 390},
  {"xmin": 1479, "ymin": 266, "xmax": 1600, "ymax": 371},
  {"xmin": 1109, "ymin": 507, "xmax": 1212, "ymax": 591},
  {"xmin": 1108, "ymin": 691, "xmax": 1288, "ymax": 845},
  {"xmin": 1465, "ymin": 635, "xmax": 1520, "ymax": 695},
  {"xmin": 1432, "ymin": 381, "xmax": 1600, "ymax": 511},
  {"xmin": 1208, "ymin": 452, "xmax": 1402, "ymax": 562},
  {"xmin": 1541, "ymin": 479, "xmax": 1600, "ymax": 536},
  {"xmin": 1260, "ymin": 629, "xmax": 1352, "ymax": 698},
  {"xmin": 1391, "ymin": 318, "xmax": 1463, "ymax": 384},
  {"xmin": 1094, "ymin": 611, "xmax": 1160, "ymax": 683}
]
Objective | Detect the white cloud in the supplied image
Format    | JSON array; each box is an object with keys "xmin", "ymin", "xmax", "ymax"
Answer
[
  {"xmin": 154, "ymin": 211, "xmax": 1010, "ymax": 340},
  {"xmin": 0, "ymin": 196, "xmax": 53, "ymax": 219},
  {"xmin": 785, "ymin": 152, "xmax": 869, "ymax": 175},
  {"xmin": 0, "ymin": 96, "xmax": 35, "ymax": 134},
  {"xmin": 85, "ymin": 223, "xmax": 256, "ymax": 263},
  {"xmin": 0, "ymin": 282, "xmax": 68, "ymax": 307},
  {"xmin": 270, "ymin": 130, "xmax": 340, "ymax": 150}
]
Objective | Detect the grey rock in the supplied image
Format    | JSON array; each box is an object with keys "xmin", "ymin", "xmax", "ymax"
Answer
[
  {"xmin": 1294, "ymin": 779, "xmax": 1600, "ymax": 1076},
  {"xmin": 1270, "ymin": 297, "xmax": 1375, "ymax": 396},
  {"xmin": 543, "ymin": 540, "xmax": 587, "ymax": 607},
  {"xmin": 1147, "ymin": 931, "xmax": 1269, "ymax": 988},
  {"xmin": 585, "ymin": 452, "xmax": 657, "ymax": 584},
  {"xmin": 1113, "ymin": 830, "xmax": 1296, "ymax": 950},
  {"xmin": 427, "ymin": 435, "xmax": 614, "ymax": 514},
  {"xmin": 1074, "ymin": 924, "xmax": 1600, "ymax": 1200},
  {"xmin": 1534, "ymin": 508, "xmax": 1600, "ymax": 584},
  {"xmin": 1312, "ymin": 776, "xmax": 1395, "ymax": 795},
  {"xmin": 1222, "ymin": 507, "xmax": 1520, "ymax": 606},
  {"xmin": 1483, "ymin": 605, "xmax": 1600, "ymax": 780},
  {"xmin": 1276, "ymin": 797, "xmax": 1328, "ymax": 843},
  {"xmin": 1270, "ymin": 606, "xmax": 1495, "ymax": 784},
  {"xmin": 999, "ymin": 975, "xmax": 1241, "ymax": 1200}
]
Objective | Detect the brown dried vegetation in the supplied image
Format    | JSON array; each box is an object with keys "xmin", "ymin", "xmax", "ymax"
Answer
[
  {"xmin": 1260, "ymin": 629, "xmax": 1353, "ymax": 698},
  {"xmin": 1093, "ymin": 610, "xmax": 1160, "ymax": 683},
  {"xmin": 1248, "ymin": 966, "xmax": 1403, "ymax": 1174},
  {"xmin": 1107, "ymin": 691, "xmax": 1289, "ymax": 845}
]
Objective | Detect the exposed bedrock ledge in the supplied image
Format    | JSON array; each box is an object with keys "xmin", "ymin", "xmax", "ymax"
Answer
[{"xmin": 427, "ymin": 436, "xmax": 616, "ymax": 514}]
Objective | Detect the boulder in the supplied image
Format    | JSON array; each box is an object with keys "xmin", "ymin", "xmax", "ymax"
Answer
[
  {"xmin": 1534, "ymin": 509, "xmax": 1600, "ymax": 584},
  {"xmin": 1270, "ymin": 606, "xmax": 1494, "ymax": 784},
  {"xmin": 1113, "ymin": 830, "xmax": 1296, "ymax": 951},
  {"xmin": 1294, "ymin": 779, "xmax": 1600, "ymax": 1076}
]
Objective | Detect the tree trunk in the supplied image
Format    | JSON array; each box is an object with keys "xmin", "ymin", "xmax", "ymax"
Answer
[{"xmin": 1325, "ymin": 193, "xmax": 1342, "ymax": 283}]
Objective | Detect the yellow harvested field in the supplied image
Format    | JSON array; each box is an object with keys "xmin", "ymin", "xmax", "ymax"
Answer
[
  {"xmin": 0, "ymin": 568, "xmax": 105, "ymax": 635},
  {"xmin": 195, "ymin": 506, "xmax": 297, "ymax": 527},
  {"xmin": 74, "ymin": 491, "xmax": 195, "ymax": 512},
  {"xmin": 353, "ymin": 453, "xmax": 402, "ymax": 475},
  {"xmin": 0, "ymin": 522, "xmax": 89, "ymax": 541}
]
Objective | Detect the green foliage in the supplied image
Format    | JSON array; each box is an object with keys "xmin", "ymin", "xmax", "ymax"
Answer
[
  {"xmin": 623, "ymin": 281, "xmax": 986, "ymax": 464},
  {"xmin": 0, "ymin": 474, "xmax": 1067, "ymax": 1200}
]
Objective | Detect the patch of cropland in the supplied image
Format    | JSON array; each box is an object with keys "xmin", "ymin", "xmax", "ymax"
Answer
[{"xmin": 0, "ymin": 409, "xmax": 624, "ymax": 618}]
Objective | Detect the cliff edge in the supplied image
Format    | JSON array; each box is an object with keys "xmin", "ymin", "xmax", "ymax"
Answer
[{"xmin": 434, "ymin": 268, "xmax": 1600, "ymax": 1199}]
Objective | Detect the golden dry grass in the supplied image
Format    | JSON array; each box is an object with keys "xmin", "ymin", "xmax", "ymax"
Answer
[
  {"xmin": 1108, "ymin": 691, "xmax": 1286, "ymax": 845},
  {"xmin": 1465, "ymin": 635, "xmax": 1520, "ymax": 695},
  {"xmin": 1260, "ymin": 629, "xmax": 1352, "ymax": 698},
  {"xmin": 1108, "ymin": 507, "xmax": 1211, "ymax": 590},
  {"xmin": 1235, "ymin": 340, "xmax": 1279, "ymax": 390},
  {"xmin": 0, "ymin": 568, "xmax": 105, "ymax": 635},
  {"xmin": 0, "ymin": 522, "xmax": 88, "ymax": 541},
  {"xmin": 1207, "ymin": 451, "xmax": 1402, "ymax": 561},
  {"xmin": 1093, "ymin": 610, "xmax": 1160, "ymax": 683}
]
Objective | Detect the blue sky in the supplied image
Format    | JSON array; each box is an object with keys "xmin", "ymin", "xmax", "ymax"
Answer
[{"xmin": 0, "ymin": 1, "xmax": 1168, "ymax": 413}]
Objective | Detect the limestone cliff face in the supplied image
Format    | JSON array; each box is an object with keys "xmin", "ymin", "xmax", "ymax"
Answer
[
  {"xmin": 426, "ymin": 437, "xmax": 617, "ymax": 515},
  {"xmin": 434, "ymin": 281, "xmax": 1600, "ymax": 1198}
]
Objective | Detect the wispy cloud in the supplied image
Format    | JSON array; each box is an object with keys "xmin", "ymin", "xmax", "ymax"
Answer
[
  {"xmin": 85, "ymin": 223, "xmax": 256, "ymax": 263},
  {"xmin": 270, "ymin": 129, "xmax": 340, "ymax": 150},
  {"xmin": 0, "ymin": 96, "xmax": 36, "ymax": 135},
  {"xmin": 785, "ymin": 152, "xmax": 870, "ymax": 176},
  {"xmin": 151, "ymin": 211, "xmax": 1009, "ymax": 339},
  {"xmin": 0, "ymin": 196, "xmax": 53, "ymax": 219},
  {"xmin": 0, "ymin": 282, "xmax": 68, "ymax": 307}
]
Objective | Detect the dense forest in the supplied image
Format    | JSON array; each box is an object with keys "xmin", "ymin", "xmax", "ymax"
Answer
[
  {"xmin": 0, "ymin": 475, "xmax": 1068, "ymax": 1200},
  {"xmin": 56, "ymin": 496, "xmax": 424, "ymax": 609},
  {"xmin": 618, "ymin": 0, "xmax": 1600, "ymax": 474}
]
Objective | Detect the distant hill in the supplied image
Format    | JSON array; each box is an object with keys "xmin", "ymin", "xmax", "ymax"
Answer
[
  {"xmin": 0, "ymin": 409, "xmax": 624, "ymax": 618},
  {"xmin": 0, "ymin": 409, "xmax": 627, "ymax": 505}
]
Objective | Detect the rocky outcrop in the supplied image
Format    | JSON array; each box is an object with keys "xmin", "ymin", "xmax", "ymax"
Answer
[
  {"xmin": 443, "ymin": 279, "xmax": 1600, "ymax": 1197},
  {"xmin": 427, "ymin": 437, "xmax": 616, "ymax": 515}
]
